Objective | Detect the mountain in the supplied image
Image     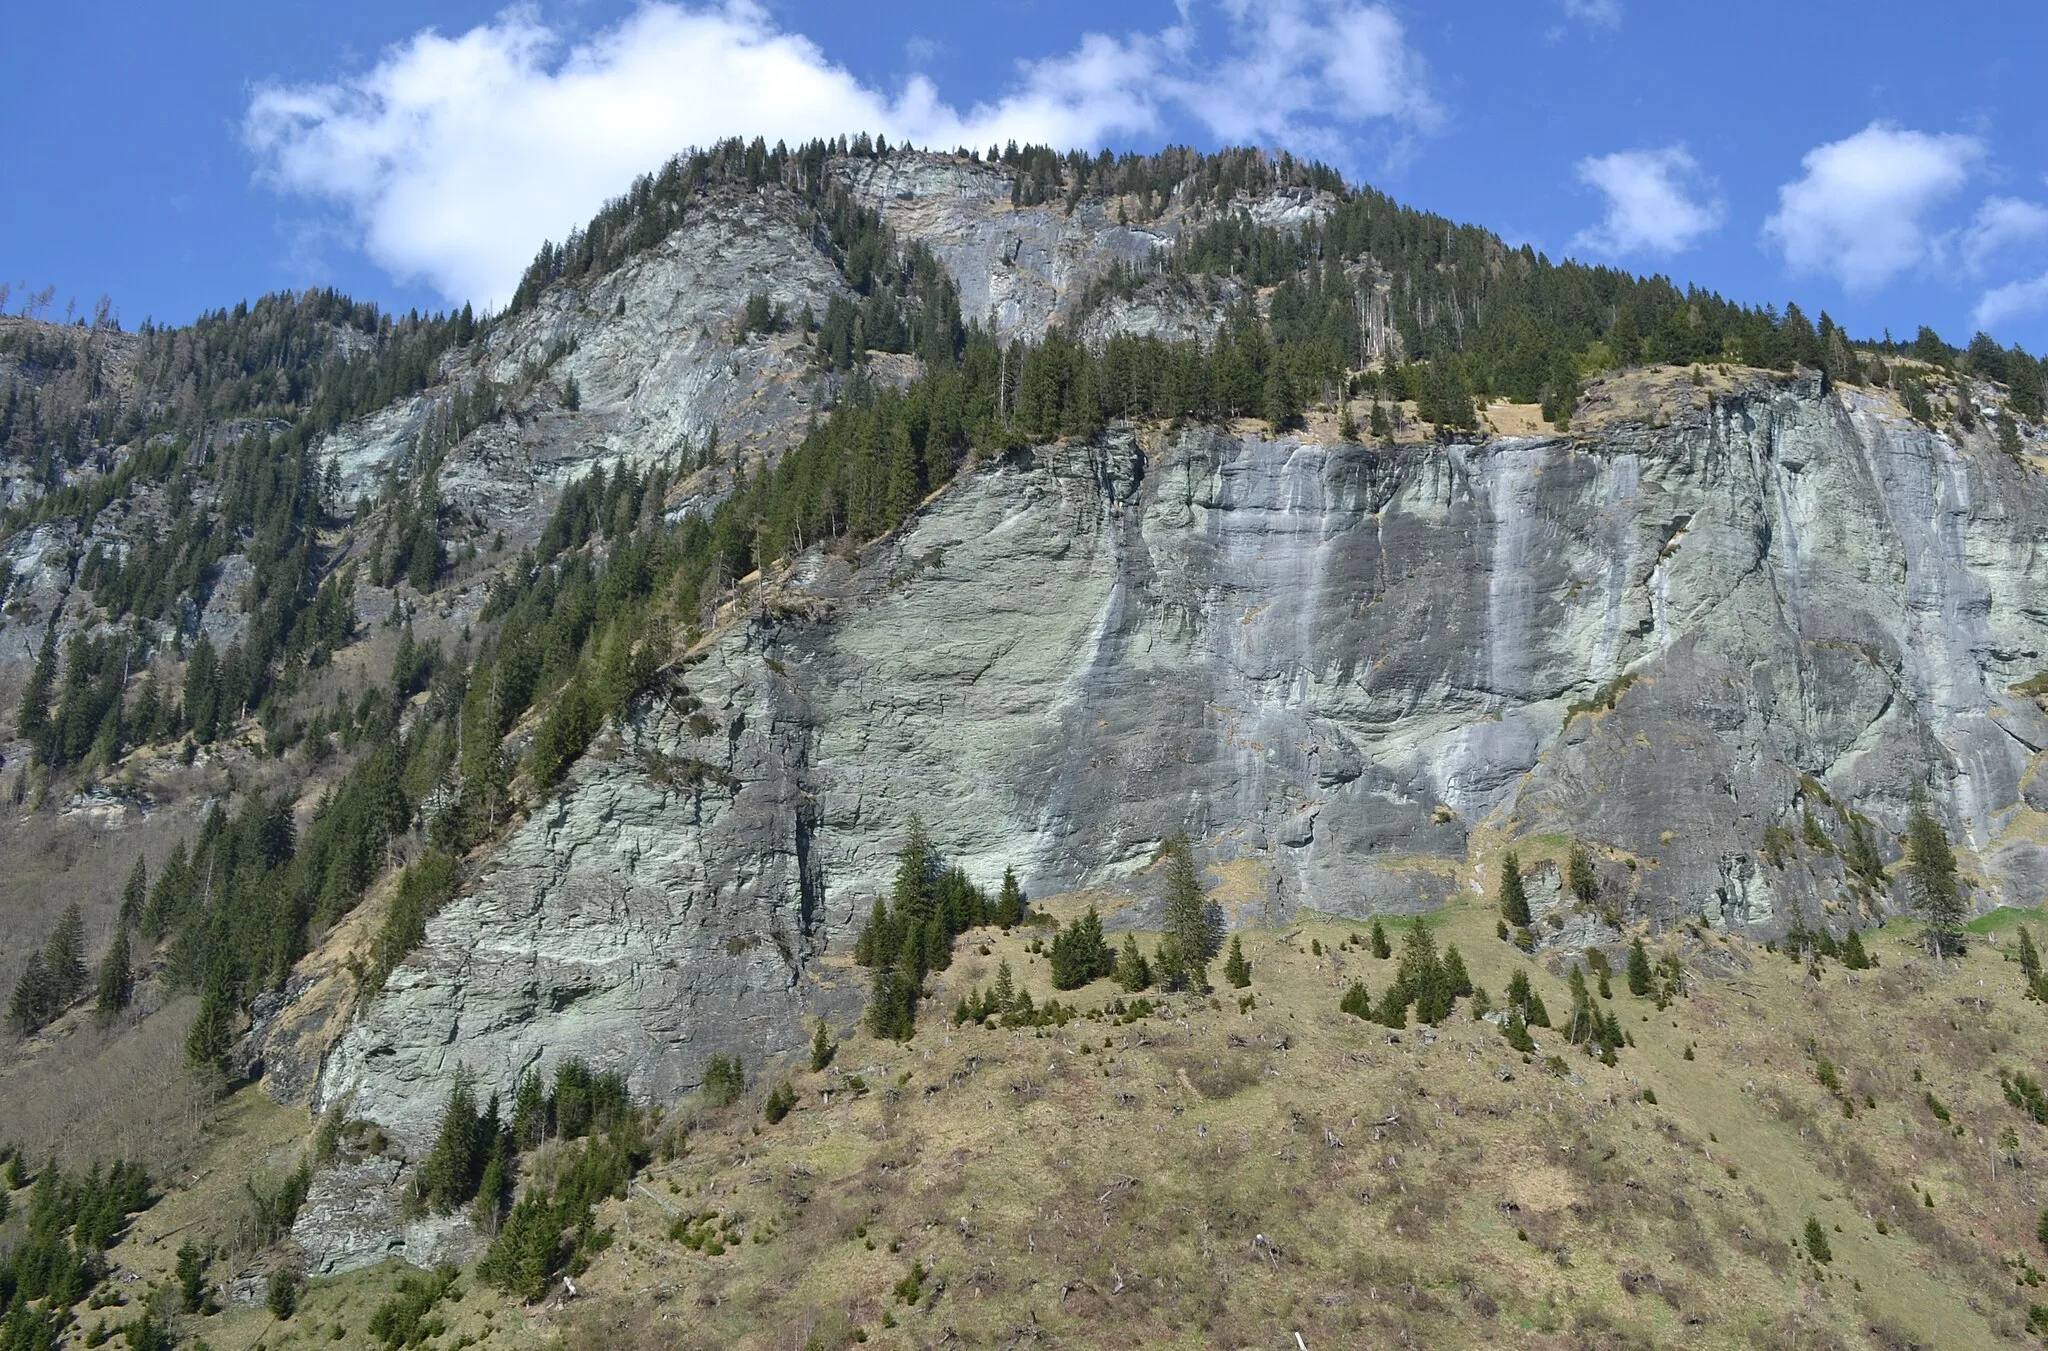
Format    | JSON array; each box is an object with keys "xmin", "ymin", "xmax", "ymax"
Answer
[{"xmin": 1, "ymin": 138, "xmax": 2046, "ymax": 1349}]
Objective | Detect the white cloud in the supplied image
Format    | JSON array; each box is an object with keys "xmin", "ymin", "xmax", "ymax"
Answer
[
  {"xmin": 1762, "ymin": 122, "xmax": 1985, "ymax": 293},
  {"xmin": 1963, "ymin": 196, "xmax": 2048, "ymax": 274},
  {"xmin": 245, "ymin": 0, "xmax": 1436, "ymax": 308},
  {"xmin": 1975, "ymin": 272, "xmax": 2048, "ymax": 333},
  {"xmin": 1561, "ymin": 0, "xmax": 1622, "ymax": 27},
  {"xmin": 1570, "ymin": 146, "xmax": 1721, "ymax": 256}
]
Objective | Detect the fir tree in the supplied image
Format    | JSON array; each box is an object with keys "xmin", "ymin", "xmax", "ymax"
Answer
[
  {"xmin": 995, "ymin": 866, "xmax": 1025, "ymax": 927},
  {"xmin": 991, "ymin": 958, "xmax": 1017, "ymax": 1011},
  {"xmin": 511, "ymin": 1070, "xmax": 548, "ymax": 1149},
  {"xmin": 44, "ymin": 903, "xmax": 87, "ymax": 1007},
  {"xmin": 95, "ymin": 926, "xmax": 132, "ymax": 1021},
  {"xmin": 1803, "ymin": 1217, "xmax": 1833, "ymax": 1263},
  {"xmin": 1340, "ymin": 980, "xmax": 1373, "ymax": 1019},
  {"xmin": 1499, "ymin": 852, "xmax": 1531, "ymax": 927},
  {"xmin": 1049, "ymin": 907, "xmax": 1113, "ymax": 989},
  {"xmin": 16, "ymin": 619, "xmax": 56, "ymax": 757},
  {"xmin": 7, "ymin": 950, "xmax": 52, "ymax": 1034},
  {"xmin": 1370, "ymin": 918, "xmax": 1391, "ymax": 959},
  {"xmin": 1502, "ymin": 1010, "xmax": 1536, "ymax": 1053},
  {"xmin": 1113, "ymin": 937, "xmax": 1151, "ymax": 992},
  {"xmin": 1626, "ymin": 937, "xmax": 1654, "ymax": 996},
  {"xmin": 1223, "ymin": 934, "xmax": 1252, "ymax": 988},
  {"xmin": 1842, "ymin": 930, "xmax": 1873, "ymax": 971},
  {"xmin": 417, "ymin": 1069, "xmax": 485, "ymax": 1211},
  {"xmin": 1158, "ymin": 833, "xmax": 1216, "ymax": 991},
  {"xmin": 1843, "ymin": 812, "xmax": 1887, "ymax": 886},
  {"xmin": 2020, "ymin": 926, "xmax": 2041, "ymax": 982},
  {"xmin": 891, "ymin": 815, "xmax": 939, "ymax": 926},
  {"xmin": 1566, "ymin": 843, "xmax": 1598, "ymax": 905},
  {"xmin": 185, "ymin": 962, "xmax": 237, "ymax": 1078},
  {"xmin": 1399, "ymin": 921, "xmax": 1454, "ymax": 1024},
  {"xmin": 854, "ymin": 895, "xmax": 890, "ymax": 968},
  {"xmin": 120, "ymin": 856, "xmax": 148, "ymax": 929},
  {"xmin": 810, "ymin": 1018, "xmax": 835, "ymax": 1072},
  {"xmin": 1441, "ymin": 944, "xmax": 1473, "ymax": 998},
  {"xmin": 1905, "ymin": 794, "xmax": 1967, "ymax": 958}
]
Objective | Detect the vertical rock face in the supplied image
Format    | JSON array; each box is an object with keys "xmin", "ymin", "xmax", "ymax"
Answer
[{"xmin": 315, "ymin": 368, "xmax": 2048, "ymax": 1170}]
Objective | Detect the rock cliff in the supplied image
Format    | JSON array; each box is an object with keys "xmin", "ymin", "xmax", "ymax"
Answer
[
  {"xmin": 310, "ymin": 365, "xmax": 2048, "ymax": 1194},
  {"xmin": 0, "ymin": 151, "xmax": 2042, "ymax": 1275}
]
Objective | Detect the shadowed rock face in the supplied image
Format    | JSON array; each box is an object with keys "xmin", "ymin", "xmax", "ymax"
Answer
[{"xmin": 312, "ymin": 369, "xmax": 2048, "ymax": 1185}]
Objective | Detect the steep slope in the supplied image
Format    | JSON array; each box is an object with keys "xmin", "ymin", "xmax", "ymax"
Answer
[
  {"xmin": 309, "ymin": 363, "xmax": 2048, "ymax": 1180},
  {"xmin": 4, "ymin": 143, "xmax": 2048, "ymax": 1334}
]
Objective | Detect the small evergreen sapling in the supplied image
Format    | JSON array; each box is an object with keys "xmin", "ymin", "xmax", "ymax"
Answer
[
  {"xmin": 1340, "ymin": 981, "xmax": 1373, "ymax": 1020},
  {"xmin": 810, "ymin": 1018, "xmax": 835, "ymax": 1072},
  {"xmin": 1223, "ymin": 935, "xmax": 1251, "ymax": 989},
  {"xmin": 1114, "ymin": 936, "xmax": 1153, "ymax": 992},
  {"xmin": 1370, "ymin": 918, "xmax": 1391, "ymax": 959}
]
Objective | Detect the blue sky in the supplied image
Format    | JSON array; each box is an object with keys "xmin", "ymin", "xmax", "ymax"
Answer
[{"xmin": 7, "ymin": 1, "xmax": 2048, "ymax": 351}]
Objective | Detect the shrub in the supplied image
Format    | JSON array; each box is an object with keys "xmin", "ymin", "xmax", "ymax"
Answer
[
  {"xmin": 1339, "ymin": 981, "xmax": 1372, "ymax": 1020},
  {"xmin": 763, "ymin": 1082, "xmax": 796, "ymax": 1125},
  {"xmin": 2005, "ymin": 1070, "xmax": 2048, "ymax": 1125}
]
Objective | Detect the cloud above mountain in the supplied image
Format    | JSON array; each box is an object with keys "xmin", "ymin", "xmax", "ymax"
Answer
[
  {"xmin": 246, "ymin": 0, "xmax": 1436, "ymax": 308},
  {"xmin": 1763, "ymin": 123, "xmax": 1985, "ymax": 294},
  {"xmin": 1571, "ymin": 146, "xmax": 1722, "ymax": 256}
]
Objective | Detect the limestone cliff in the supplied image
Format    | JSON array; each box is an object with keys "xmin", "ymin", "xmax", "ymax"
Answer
[{"xmin": 310, "ymin": 367, "xmax": 2048, "ymax": 1192}]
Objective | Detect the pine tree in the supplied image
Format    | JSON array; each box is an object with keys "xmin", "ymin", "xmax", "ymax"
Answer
[
  {"xmin": 7, "ymin": 950, "xmax": 52, "ymax": 1034},
  {"xmin": 1803, "ymin": 1216, "xmax": 1833, "ymax": 1263},
  {"xmin": 1340, "ymin": 980, "xmax": 1372, "ymax": 1019},
  {"xmin": 512, "ymin": 1070, "xmax": 548, "ymax": 1149},
  {"xmin": 95, "ymin": 926, "xmax": 132, "ymax": 1021},
  {"xmin": 1499, "ymin": 852, "xmax": 1531, "ymax": 927},
  {"xmin": 1441, "ymin": 944, "xmax": 1473, "ymax": 997},
  {"xmin": 854, "ymin": 895, "xmax": 890, "ymax": 968},
  {"xmin": 1050, "ymin": 907, "xmax": 1112, "ymax": 989},
  {"xmin": 1626, "ymin": 937, "xmax": 1654, "ymax": 996},
  {"xmin": 1399, "ymin": 921, "xmax": 1453, "ymax": 1024},
  {"xmin": 1842, "ymin": 929, "xmax": 1873, "ymax": 970},
  {"xmin": 185, "ymin": 963, "xmax": 236, "ymax": 1078},
  {"xmin": 120, "ymin": 856, "xmax": 148, "ymax": 929},
  {"xmin": 474, "ymin": 1131, "xmax": 511, "ymax": 1233},
  {"xmin": 1905, "ymin": 794, "xmax": 1966, "ymax": 958},
  {"xmin": 417, "ymin": 1068, "xmax": 484, "ymax": 1211},
  {"xmin": 891, "ymin": 815, "xmax": 939, "ymax": 926},
  {"xmin": 992, "ymin": 958, "xmax": 1017, "ymax": 1012},
  {"xmin": 1159, "ymin": 833, "xmax": 1216, "ymax": 991},
  {"xmin": 43, "ymin": 904, "xmax": 87, "ymax": 1006},
  {"xmin": 1223, "ymin": 934, "xmax": 1251, "ymax": 988},
  {"xmin": 1566, "ymin": 843, "xmax": 1598, "ymax": 905},
  {"xmin": 810, "ymin": 1018, "xmax": 835, "ymax": 1072},
  {"xmin": 17, "ymin": 620, "xmax": 56, "ymax": 756},
  {"xmin": 2020, "ymin": 926, "xmax": 2041, "ymax": 982},
  {"xmin": 995, "ymin": 866, "xmax": 1024, "ymax": 928},
  {"xmin": 1843, "ymin": 812, "xmax": 1887, "ymax": 886},
  {"xmin": 1370, "ymin": 918, "xmax": 1391, "ymax": 959},
  {"xmin": 1502, "ymin": 1010, "xmax": 1536, "ymax": 1053}
]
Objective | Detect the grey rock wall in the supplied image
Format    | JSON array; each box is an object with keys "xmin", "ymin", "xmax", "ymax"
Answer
[{"xmin": 311, "ymin": 371, "xmax": 2048, "ymax": 1184}]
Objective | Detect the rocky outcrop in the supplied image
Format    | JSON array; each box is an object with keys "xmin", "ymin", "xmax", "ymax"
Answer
[{"xmin": 311, "ymin": 368, "xmax": 2048, "ymax": 1181}]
